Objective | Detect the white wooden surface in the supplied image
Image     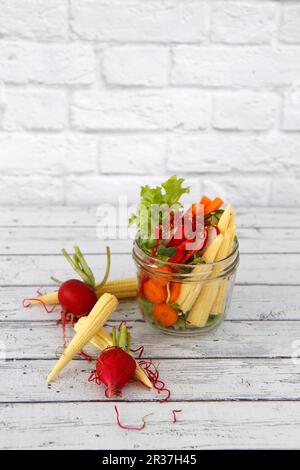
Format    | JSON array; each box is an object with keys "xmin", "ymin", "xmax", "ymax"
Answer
[{"xmin": 1, "ymin": 207, "xmax": 300, "ymax": 450}]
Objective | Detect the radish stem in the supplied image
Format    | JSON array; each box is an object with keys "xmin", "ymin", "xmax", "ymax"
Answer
[
  {"xmin": 74, "ymin": 246, "xmax": 95, "ymax": 287},
  {"xmin": 118, "ymin": 323, "xmax": 128, "ymax": 351},
  {"xmin": 61, "ymin": 248, "xmax": 94, "ymax": 287},
  {"xmin": 50, "ymin": 276, "xmax": 63, "ymax": 285},
  {"xmin": 97, "ymin": 246, "xmax": 111, "ymax": 288}
]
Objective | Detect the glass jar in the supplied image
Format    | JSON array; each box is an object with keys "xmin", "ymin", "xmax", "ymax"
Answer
[{"xmin": 132, "ymin": 239, "xmax": 239, "ymax": 336}]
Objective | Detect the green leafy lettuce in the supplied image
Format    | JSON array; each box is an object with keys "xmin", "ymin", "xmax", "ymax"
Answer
[{"xmin": 129, "ymin": 176, "xmax": 190, "ymax": 251}]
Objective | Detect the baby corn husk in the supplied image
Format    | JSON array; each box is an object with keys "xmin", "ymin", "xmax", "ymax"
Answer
[
  {"xmin": 187, "ymin": 228, "xmax": 234, "ymax": 327},
  {"xmin": 30, "ymin": 277, "xmax": 137, "ymax": 306},
  {"xmin": 218, "ymin": 203, "xmax": 231, "ymax": 234},
  {"xmin": 210, "ymin": 223, "xmax": 237, "ymax": 316},
  {"xmin": 176, "ymin": 234, "xmax": 224, "ymax": 313},
  {"xmin": 74, "ymin": 317, "xmax": 153, "ymax": 389},
  {"xmin": 47, "ymin": 293, "xmax": 118, "ymax": 383}
]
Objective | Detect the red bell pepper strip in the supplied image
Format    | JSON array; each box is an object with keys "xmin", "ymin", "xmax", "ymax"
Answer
[{"xmin": 169, "ymin": 248, "xmax": 186, "ymax": 264}]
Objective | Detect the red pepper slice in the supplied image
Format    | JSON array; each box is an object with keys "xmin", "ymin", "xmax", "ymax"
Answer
[{"xmin": 169, "ymin": 248, "xmax": 185, "ymax": 264}]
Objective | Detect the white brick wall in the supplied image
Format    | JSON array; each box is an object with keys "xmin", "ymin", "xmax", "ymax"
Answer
[{"xmin": 0, "ymin": 0, "xmax": 299, "ymax": 207}]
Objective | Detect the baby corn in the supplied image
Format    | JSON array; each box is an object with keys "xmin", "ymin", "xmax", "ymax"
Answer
[
  {"xmin": 176, "ymin": 234, "xmax": 224, "ymax": 313},
  {"xmin": 30, "ymin": 277, "xmax": 137, "ymax": 306},
  {"xmin": 210, "ymin": 221, "xmax": 237, "ymax": 315},
  {"xmin": 30, "ymin": 291, "xmax": 59, "ymax": 306},
  {"xmin": 217, "ymin": 203, "xmax": 231, "ymax": 234},
  {"xmin": 95, "ymin": 277, "xmax": 137, "ymax": 299},
  {"xmin": 47, "ymin": 293, "xmax": 118, "ymax": 383},
  {"xmin": 228, "ymin": 208, "xmax": 236, "ymax": 231},
  {"xmin": 187, "ymin": 228, "xmax": 234, "ymax": 327},
  {"xmin": 74, "ymin": 317, "xmax": 153, "ymax": 389}
]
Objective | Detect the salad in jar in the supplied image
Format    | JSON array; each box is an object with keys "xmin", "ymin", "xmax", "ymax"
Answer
[{"xmin": 131, "ymin": 176, "xmax": 239, "ymax": 335}]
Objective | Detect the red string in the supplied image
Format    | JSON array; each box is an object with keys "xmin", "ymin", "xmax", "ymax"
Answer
[
  {"xmin": 77, "ymin": 351, "xmax": 93, "ymax": 362},
  {"xmin": 130, "ymin": 345, "xmax": 145, "ymax": 359},
  {"xmin": 56, "ymin": 312, "xmax": 74, "ymax": 325},
  {"xmin": 36, "ymin": 288, "xmax": 45, "ymax": 296},
  {"xmin": 139, "ymin": 359, "xmax": 171, "ymax": 402},
  {"xmin": 172, "ymin": 409, "xmax": 182, "ymax": 423},
  {"xmin": 131, "ymin": 342, "xmax": 171, "ymax": 402},
  {"xmin": 88, "ymin": 369, "xmax": 101, "ymax": 385},
  {"xmin": 22, "ymin": 298, "xmax": 57, "ymax": 314},
  {"xmin": 114, "ymin": 405, "xmax": 151, "ymax": 431}
]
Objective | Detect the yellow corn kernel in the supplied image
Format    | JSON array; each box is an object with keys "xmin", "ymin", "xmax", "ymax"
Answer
[
  {"xmin": 74, "ymin": 317, "xmax": 153, "ymax": 389},
  {"xmin": 95, "ymin": 277, "xmax": 137, "ymax": 299},
  {"xmin": 47, "ymin": 293, "xmax": 118, "ymax": 383},
  {"xmin": 75, "ymin": 317, "xmax": 113, "ymax": 350},
  {"xmin": 177, "ymin": 234, "xmax": 224, "ymax": 312}
]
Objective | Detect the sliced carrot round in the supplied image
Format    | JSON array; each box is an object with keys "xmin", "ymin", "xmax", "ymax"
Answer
[
  {"xmin": 152, "ymin": 303, "xmax": 178, "ymax": 327},
  {"xmin": 168, "ymin": 282, "xmax": 181, "ymax": 304},
  {"xmin": 143, "ymin": 279, "xmax": 167, "ymax": 304},
  {"xmin": 138, "ymin": 274, "xmax": 149, "ymax": 297},
  {"xmin": 149, "ymin": 265, "xmax": 173, "ymax": 286}
]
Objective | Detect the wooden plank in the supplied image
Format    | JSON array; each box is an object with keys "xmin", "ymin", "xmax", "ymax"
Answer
[
  {"xmin": 2, "ymin": 226, "xmax": 300, "ymax": 254},
  {"xmin": 1, "ymin": 401, "xmax": 300, "ymax": 449},
  {"xmin": 0, "ymin": 206, "xmax": 97, "ymax": 227},
  {"xmin": 0, "ymin": 253, "xmax": 136, "ymax": 285},
  {"xmin": 1, "ymin": 206, "xmax": 300, "ymax": 228},
  {"xmin": 1, "ymin": 358, "xmax": 300, "ymax": 403},
  {"xmin": 0, "ymin": 253, "xmax": 299, "ymax": 286},
  {"xmin": 1, "ymin": 285, "xmax": 300, "ymax": 322},
  {"xmin": 1, "ymin": 320, "xmax": 299, "ymax": 359}
]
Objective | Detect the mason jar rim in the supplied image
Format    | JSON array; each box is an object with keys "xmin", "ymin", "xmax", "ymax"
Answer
[{"xmin": 132, "ymin": 237, "xmax": 240, "ymax": 282}]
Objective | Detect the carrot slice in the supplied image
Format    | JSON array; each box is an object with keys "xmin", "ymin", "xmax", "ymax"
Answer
[
  {"xmin": 149, "ymin": 265, "xmax": 173, "ymax": 286},
  {"xmin": 200, "ymin": 195, "xmax": 211, "ymax": 208},
  {"xmin": 204, "ymin": 197, "xmax": 224, "ymax": 215},
  {"xmin": 168, "ymin": 282, "xmax": 181, "ymax": 304},
  {"xmin": 143, "ymin": 279, "xmax": 167, "ymax": 304},
  {"xmin": 138, "ymin": 275, "xmax": 149, "ymax": 297},
  {"xmin": 152, "ymin": 303, "xmax": 178, "ymax": 327}
]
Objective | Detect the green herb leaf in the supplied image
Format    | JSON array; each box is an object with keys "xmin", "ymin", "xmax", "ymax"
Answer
[
  {"xmin": 156, "ymin": 244, "xmax": 176, "ymax": 257},
  {"xmin": 189, "ymin": 254, "xmax": 205, "ymax": 265},
  {"xmin": 205, "ymin": 209, "xmax": 224, "ymax": 226}
]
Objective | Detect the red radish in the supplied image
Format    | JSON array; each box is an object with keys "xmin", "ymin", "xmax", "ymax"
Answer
[
  {"xmin": 94, "ymin": 324, "xmax": 136, "ymax": 398},
  {"xmin": 53, "ymin": 245, "xmax": 111, "ymax": 317},
  {"xmin": 96, "ymin": 347, "xmax": 136, "ymax": 398},
  {"xmin": 58, "ymin": 279, "xmax": 97, "ymax": 318}
]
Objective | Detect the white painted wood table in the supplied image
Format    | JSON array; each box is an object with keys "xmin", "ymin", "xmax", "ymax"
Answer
[{"xmin": 1, "ymin": 206, "xmax": 300, "ymax": 450}]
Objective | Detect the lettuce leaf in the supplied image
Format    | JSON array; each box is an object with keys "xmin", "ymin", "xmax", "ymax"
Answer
[{"xmin": 129, "ymin": 175, "xmax": 190, "ymax": 249}]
